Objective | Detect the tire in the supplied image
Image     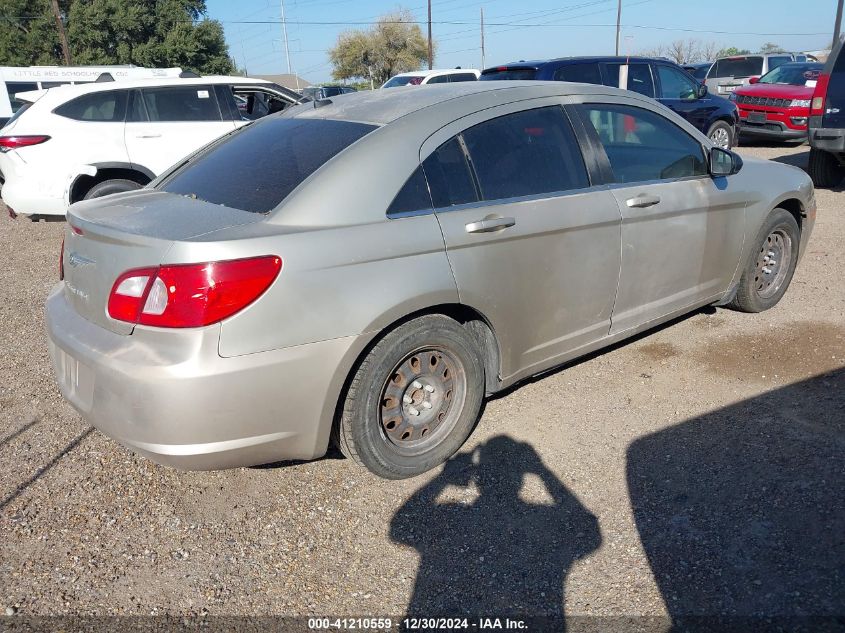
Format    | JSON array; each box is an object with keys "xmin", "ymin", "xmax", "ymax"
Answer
[
  {"xmin": 336, "ymin": 315, "xmax": 485, "ymax": 479},
  {"xmin": 707, "ymin": 120, "xmax": 733, "ymax": 149},
  {"xmin": 808, "ymin": 148, "xmax": 844, "ymax": 188},
  {"xmin": 729, "ymin": 208, "xmax": 800, "ymax": 313},
  {"xmin": 83, "ymin": 179, "xmax": 142, "ymax": 200}
]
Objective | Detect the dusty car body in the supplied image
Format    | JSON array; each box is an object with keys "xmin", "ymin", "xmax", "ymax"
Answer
[{"xmin": 46, "ymin": 81, "xmax": 816, "ymax": 478}]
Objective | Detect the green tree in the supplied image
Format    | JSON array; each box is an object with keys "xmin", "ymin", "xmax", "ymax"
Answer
[
  {"xmin": 329, "ymin": 9, "xmax": 430, "ymax": 86},
  {"xmin": 67, "ymin": 0, "xmax": 233, "ymax": 74},
  {"xmin": 0, "ymin": 0, "xmax": 66, "ymax": 65},
  {"xmin": 716, "ymin": 46, "xmax": 752, "ymax": 57},
  {"xmin": 0, "ymin": 0, "xmax": 234, "ymax": 74}
]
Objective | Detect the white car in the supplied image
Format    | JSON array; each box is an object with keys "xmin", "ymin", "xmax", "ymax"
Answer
[
  {"xmin": 381, "ymin": 68, "xmax": 480, "ymax": 88},
  {"xmin": 0, "ymin": 75, "xmax": 303, "ymax": 218}
]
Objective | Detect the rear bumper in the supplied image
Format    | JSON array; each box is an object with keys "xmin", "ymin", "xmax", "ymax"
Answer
[
  {"xmin": 808, "ymin": 127, "xmax": 845, "ymax": 153},
  {"xmin": 46, "ymin": 284, "xmax": 366, "ymax": 469},
  {"xmin": 0, "ymin": 153, "xmax": 68, "ymax": 216}
]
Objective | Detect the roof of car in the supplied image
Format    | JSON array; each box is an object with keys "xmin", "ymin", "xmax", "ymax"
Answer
[
  {"xmin": 484, "ymin": 56, "xmax": 679, "ymax": 70},
  {"xmin": 287, "ymin": 79, "xmax": 633, "ymax": 126},
  {"xmin": 15, "ymin": 75, "xmax": 294, "ymax": 106},
  {"xmin": 392, "ymin": 68, "xmax": 480, "ymax": 78}
]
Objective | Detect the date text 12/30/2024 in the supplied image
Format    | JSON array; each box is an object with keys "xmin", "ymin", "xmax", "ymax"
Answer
[{"xmin": 308, "ymin": 618, "xmax": 528, "ymax": 630}]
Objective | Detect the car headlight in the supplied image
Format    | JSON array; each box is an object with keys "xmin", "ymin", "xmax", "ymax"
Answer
[{"xmin": 790, "ymin": 99, "xmax": 811, "ymax": 108}]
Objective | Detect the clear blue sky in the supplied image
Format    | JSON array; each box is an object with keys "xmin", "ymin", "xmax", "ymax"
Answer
[{"xmin": 205, "ymin": 0, "xmax": 838, "ymax": 83}]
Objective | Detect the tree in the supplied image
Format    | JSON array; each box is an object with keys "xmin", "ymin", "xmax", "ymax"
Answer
[
  {"xmin": 329, "ymin": 9, "xmax": 430, "ymax": 86},
  {"xmin": 759, "ymin": 42, "xmax": 785, "ymax": 53},
  {"xmin": 0, "ymin": 0, "xmax": 234, "ymax": 74},
  {"xmin": 0, "ymin": 0, "xmax": 66, "ymax": 66},
  {"xmin": 717, "ymin": 46, "xmax": 752, "ymax": 58},
  {"xmin": 67, "ymin": 0, "xmax": 233, "ymax": 74}
]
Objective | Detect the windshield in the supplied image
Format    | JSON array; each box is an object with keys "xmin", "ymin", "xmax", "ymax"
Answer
[
  {"xmin": 758, "ymin": 63, "xmax": 822, "ymax": 85},
  {"xmin": 383, "ymin": 75, "xmax": 424, "ymax": 88},
  {"xmin": 712, "ymin": 56, "xmax": 764, "ymax": 78},
  {"xmin": 160, "ymin": 117, "xmax": 377, "ymax": 213}
]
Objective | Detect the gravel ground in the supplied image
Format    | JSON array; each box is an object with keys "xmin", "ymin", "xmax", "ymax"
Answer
[{"xmin": 0, "ymin": 143, "xmax": 843, "ymax": 626}]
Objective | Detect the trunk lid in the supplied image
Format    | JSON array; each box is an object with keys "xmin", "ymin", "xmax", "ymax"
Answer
[{"xmin": 63, "ymin": 189, "xmax": 265, "ymax": 334}]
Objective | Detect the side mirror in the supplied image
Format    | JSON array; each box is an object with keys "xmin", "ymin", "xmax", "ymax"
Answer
[
  {"xmin": 697, "ymin": 83, "xmax": 708, "ymax": 98},
  {"xmin": 710, "ymin": 147, "xmax": 743, "ymax": 176},
  {"xmin": 748, "ymin": 76, "xmax": 760, "ymax": 84}
]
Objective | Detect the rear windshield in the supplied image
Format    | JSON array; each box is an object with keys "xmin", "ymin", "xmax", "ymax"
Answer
[
  {"xmin": 712, "ymin": 56, "xmax": 764, "ymax": 78},
  {"xmin": 160, "ymin": 117, "xmax": 377, "ymax": 213},
  {"xmin": 383, "ymin": 75, "xmax": 424, "ymax": 88},
  {"xmin": 480, "ymin": 68, "xmax": 538, "ymax": 81}
]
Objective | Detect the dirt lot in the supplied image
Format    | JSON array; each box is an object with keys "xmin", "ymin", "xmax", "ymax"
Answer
[{"xmin": 0, "ymin": 143, "xmax": 843, "ymax": 627}]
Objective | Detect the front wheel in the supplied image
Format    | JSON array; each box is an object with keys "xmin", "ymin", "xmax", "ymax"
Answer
[
  {"xmin": 707, "ymin": 120, "xmax": 733, "ymax": 149},
  {"xmin": 336, "ymin": 315, "xmax": 485, "ymax": 479},
  {"xmin": 729, "ymin": 208, "xmax": 800, "ymax": 313}
]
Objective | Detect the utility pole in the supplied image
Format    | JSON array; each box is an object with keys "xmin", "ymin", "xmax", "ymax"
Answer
[
  {"xmin": 280, "ymin": 0, "xmax": 292, "ymax": 75},
  {"xmin": 427, "ymin": 0, "xmax": 433, "ymax": 70},
  {"xmin": 835, "ymin": 0, "xmax": 844, "ymax": 50},
  {"xmin": 50, "ymin": 0, "xmax": 71, "ymax": 65},
  {"xmin": 480, "ymin": 7, "xmax": 485, "ymax": 70},
  {"xmin": 615, "ymin": 0, "xmax": 622, "ymax": 56}
]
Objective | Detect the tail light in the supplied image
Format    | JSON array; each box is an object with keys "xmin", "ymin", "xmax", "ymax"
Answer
[
  {"xmin": 810, "ymin": 73, "xmax": 830, "ymax": 115},
  {"xmin": 59, "ymin": 238, "xmax": 64, "ymax": 281},
  {"xmin": 107, "ymin": 256, "xmax": 282, "ymax": 328},
  {"xmin": 0, "ymin": 135, "xmax": 50, "ymax": 152}
]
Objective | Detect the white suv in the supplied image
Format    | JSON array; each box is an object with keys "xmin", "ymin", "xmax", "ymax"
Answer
[
  {"xmin": 0, "ymin": 76, "xmax": 303, "ymax": 218},
  {"xmin": 381, "ymin": 68, "xmax": 480, "ymax": 88}
]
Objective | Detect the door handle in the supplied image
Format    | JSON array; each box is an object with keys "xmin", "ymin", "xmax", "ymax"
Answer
[
  {"xmin": 626, "ymin": 194, "xmax": 661, "ymax": 208},
  {"xmin": 465, "ymin": 216, "xmax": 516, "ymax": 234},
  {"xmin": 135, "ymin": 134, "xmax": 162, "ymax": 139}
]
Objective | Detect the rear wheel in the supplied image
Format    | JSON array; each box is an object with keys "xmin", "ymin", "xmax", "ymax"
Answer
[
  {"xmin": 83, "ymin": 179, "xmax": 142, "ymax": 200},
  {"xmin": 336, "ymin": 315, "xmax": 484, "ymax": 479},
  {"xmin": 707, "ymin": 120, "xmax": 733, "ymax": 149},
  {"xmin": 808, "ymin": 148, "xmax": 844, "ymax": 188},
  {"xmin": 729, "ymin": 208, "xmax": 800, "ymax": 313}
]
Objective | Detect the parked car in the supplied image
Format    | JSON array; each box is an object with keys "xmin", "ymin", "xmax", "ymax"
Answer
[
  {"xmin": 730, "ymin": 62, "xmax": 822, "ymax": 142},
  {"xmin": 46, "ymin": 81, "xmax": 815, "ymax": 479},
  {"xmin": 480, "ymin": 56, "xmax": 739, "ymax": 148},
  {"xmin": 0, "ymin": 65, "xmax": 183, "ymax": 129},
  {"xmin": 704, "ymin": 53, "xmax": 806, "ymax": 96},
  {"xmin": 682, "ymin": 62, "xmax": 713, "ymax": 83},
  {"xmin": 382, "ymin": 68, "xmax": 480, "ymax": 88},
  {"xmin": 808, "ymin": 36, "xmax": 845, "ymax": 187},
  {"xmin": 301, "ymin": 85, "xmax": 357, "ymax": 100},
  {"xmin": 0, "ymin": 76, "xmax": 303, "ymax": 218}
]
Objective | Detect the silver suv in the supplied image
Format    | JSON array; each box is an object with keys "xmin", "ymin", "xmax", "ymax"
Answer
[{"xmin": 705, "ymin": 53, "xmax": 810, "ymax": 96}]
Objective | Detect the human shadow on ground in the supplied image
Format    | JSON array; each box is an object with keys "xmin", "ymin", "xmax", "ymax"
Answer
[
  {"xmin": 627, "ymin": 368, "xmax": 845, "ymax": 632},
  {"xmin": 391, "ymin": 435, "xmax": 601, "ymax": 627}
]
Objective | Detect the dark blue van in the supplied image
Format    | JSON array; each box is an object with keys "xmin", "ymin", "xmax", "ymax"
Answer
[{"xmin": 481, "ymin": 56, "xmax": 739, "ymax": 148}]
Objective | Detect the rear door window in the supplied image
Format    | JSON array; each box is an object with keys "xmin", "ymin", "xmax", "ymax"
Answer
[
  {"xmin": 426, "ymin": 74, "xmax": 450, "ymax": 84},
  {"xmin": 553, "ymin": 63, "xmax": 602, "ymax": 85},
  {"xmin": 461, "ymin": 106, "xmax": 589, "ymax": 201},
  {"xmin": 423, "ymin": 138, "xmax": 479, "ymax": 208},
  {"xmin": 54, "ymin": 90, "xmax": 128, "ymax": 121},
  {"xmin": 387, "ymin": 166, "xmax": 433, "ymax": 216},
  {"xmin": 160, "ymin": 118, "xmax": 376, "ymax": 213},
  {"xmin": 579, "ymin": 104, "xmax": 707, "ymax": 183},
  {"xmin": 449, "ymin": 73, "xmax": 478, "ymax": 83},
  {"xmin": 602, "ymin": 63, "xmax": 655, "ymax": 97},
  {"xmin": 6, "ymin": 82, "xmax": 37, "ymax": 113},
  {"xmin": 140, "ymin": 86, "xmax": 221, "ymax": 122}
]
